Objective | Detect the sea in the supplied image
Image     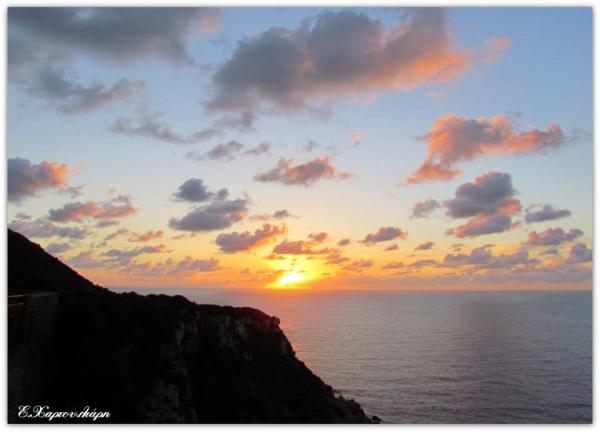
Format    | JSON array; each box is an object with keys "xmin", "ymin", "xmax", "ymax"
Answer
[{"xmin": 112, "ymin": 288, "xmax": 592, "ymax": 423}]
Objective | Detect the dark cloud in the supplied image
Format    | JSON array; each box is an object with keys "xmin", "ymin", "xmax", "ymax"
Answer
[
  {"xmin": 129, "ymin": 230, "xmax": 164, "ymax": 243},
  {"xmin": 9, "ymin": 8, "xmax": 221, "ymax": 113},
  {"xmin": 445, "ymin": 172, "xmax": 520, "ymax": 218},
  {"xmin": 343, "ymin": 259, "xmax": 374, "ymax": 272},
  {"xmin": 308, "ymin": 232, "xmax": 329, "ymax": 243},
  {"xmin": 382, "ymin": 261, "xmax": 405, "ymax": 270},
  {"xmin": 45, "ymin": 242, "xmax": 71, "ymax": 254},
  {"xmin": 8, "ymin": 157, "xmax": 70, "ymax": 202},
  {"xmin": 526, "ymin": 228, "xmax": 583, "ymax": 246},
  {"xmin": 207, "ymin": 8, "xmax": 508, "ymax": 114},
  {"xmin": 150, "ymin": 256, "xmax": 219, "ymax": 275},
  {"xmin": 105, "ymin": 228, "xmax": 130, "ymax": 241},
  {"xmin": 187, "ymin": 141, "xmax": 244, "ymax": 161},
  {"xmin": 172, "ymin": 178, "xmax": 215, "ymax": 202},
  {"xmin": 451, "ymin": 214, "xmax": 513, "ymax": 238},
  {"xmin": 111, "ymin": 111, "xmax": 254, "ymax": 144},
  {"xmin": 28, "ymin": 71, "xmax": 145, "ymax": 114},
  {"xmin": 9, "ymin": 217, "xmax": 89, "ymax": 239},
  {"xmin": 272, "ymin": 240, "xmax": 333, "ymax": 255},
  {"xmin": 525, "ymin": 204, "xmax": 571, "ymax": 224},
  {"xmin": 67, "ymin": 250, "xmax": 104, "ymax": 268},
  {"xmin": 250, "ymin": 209, "xmax": 295, "ymax": 221},
  {"xmin": 325, "ymin": 252, "xmax": 351, "ymax": 265},
  {"xmin": 568, "ymin": 243, "xmax": 592, "ymax": 263},
  {"xmin": 337, "ymin": 238, "xmax": 351, "ymax": 247},
  {"xmin": 444, "ymin": 245, "xmax": 537, "ymax": 270},
  {"xmin": 9, "ymin": 8, "xmax": 220, "ymax": 65},
  {"xmin": 169, "ymin": 192, "xmax": 249, "ymax": 232},
  {"xmin": 361, "ymin": 226, "xmax": 407, "ymax": 244},
  {"xmin": 444, "ymin": 172, "xmax": 520, "ymax": 238},
  {"xmin": 415, "ymin": 241, "xmax": 434, "ymax": 251},
  {"xmin": 407, "ymin": 113, "xmax": 582, "ymax": 183},
  {"xmin": 244, "ymin": 142, "xmax": 271, "ymax": 156},
  {"xmin": 96, "ymin": 220, "xmax": 120, "ymax": 228},
  {"xmin": 48, "ymin": 195, "xmax": 137, "ymax": 222},
  {"xmin": 216, "ymin": 223, "xmax": 286, "ymax": 253},
  {"xmin": 409, "ymin": 259, "xmax": 438, "ymax": 268},
  {"xmin": 410, "ymin": 198, "xmax": 441, "ymax": 219},
  {"xmin": 384, "ymin": 244, "xmax": 399, "ymax": 251},
  {"xmin": 103, "ymin": 244, "xmax": 169, "ymax": 265},
  {"xmin": 255, "ymin": 157, "xmax": 353, "ymax": 186}
]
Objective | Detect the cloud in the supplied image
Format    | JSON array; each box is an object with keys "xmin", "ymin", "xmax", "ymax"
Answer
[
  {"xmin": 9, "ymin": 7, "xmax": 220, "ymax": 65},
  {"xmin": 444, "ymin": 172, "xmax": 520, "ymax": 238},
  {"xmin": 244, "ymin": 142, "xmax": 271, "ymax": 156},
  {"xmin": 410, "ymin": 198, "xmax": 441, "ymax": 219},
  {"xmin": 255, "ymin": 157, "xmax": 353, "ymax": 186},
  {"xmin": 451, "ymin": 214, "xmax": 514, "ymax": 238},
  {"xmin": 407, "ymin": 114, "xmax": 581, "ymax": 183},
  {"xmin": 105, "ymin": 228, "xmax": 130, "ymax": 241},
  {"xmin": 350, "ymin": 132, "xmax": 364, "ymax": 146},
  {"xmin": 110, "ymin": 110, "xmax": 254, "ymax": 144},
  {"xmin": 152, "ymin": 256, "xmax": 219, "ymax": 275},
  {"xmin": 409, "ymin": 259, "xmax": 439, "ymax": 268},
  {"xmin": 207, "ymin": 8, "xmax": 508, "ymax": 114},
  {"xmin": 308, "ymin": 232, "xmax": 329, "ymax": 243},
  {"xmin": 361, "ymin": 226, "xmax": 407, "ymax": 244},
  {"xmin": 47, "ymin": 195, "xmax": 138, "ymax": 222},
  {"xmin": 250, "ymin": 209, "xmax": 295, "ymax": 221},
  {"xmin": 186, "ymin": 141, "xmax": 244, "ymax": 161},
  {"xmin": 325, "ymin": 252, "xmax": 351, "ymax": 265},
  {"xmin": 172, "ymin": 178, "xmax": 216, "ymax": 203},
  {"xmin": 303, "ymin": 140, "xmax": 321, "ymax": 152},
  {"xmin": 103, "ymin": 244, "xmax": 168, "ymax": 265},
  {"xmin": 216, "ymin": 223, "xmax": 286, "ymax": 253},
  {"xmin": 8, "ymin": 157, "xmax": 70, "ymax": 202},
  {"xmin": 129, "ymin": 230, "xmax": 164, "ymax": 243},
  {"xmin": 169, "ymin": 191, "xmax": 249, "ymax": 232},
  {"xmin": 568, "ymin": 243, "xmax": 592, "ymax": 263},
  {"xmin": 45, "ymin": 242, "xmax": 71, "ymax": 254},
  {"xmin": 526, "ymin": 227, "xmax": 583, "ymax": 246},
  {"xmin": 9, "ymin": 218, "xmax": 89, "ymax": 239},
  {"xmin": 343, "ymin": 259, "xmax": 374, "ymax": 272},
  {"xmin": 525, "ymin": 204, "xmax": 571, "ymax": 224},
  {"xmin": 67, "ymin": 250, "xmax": 104, "ymax": 268},
  {"xmin": 382, "ymin": 261, "xmax": 405, "ymax": 270},
  {"xmin": 443, "ymin": 245, "xmax": 537, "ymax": 270},
  {"xmin": 415, "ymin": 241, "xmax": 435, "ymax": 250},
  {"xmin": 337, "ymin": 238, "xmax": 351, "ymax": 246},
  {"xmin": 5, "ymin": 7, "xmax": 205, "ymax": 114},
  {"xmin": 445, "ymin": 172, "xmax": 520, "ymax": 218},
  {"xmin": 272, "ymin": 239, "xmax": 333, "ymax": 255},
  {"xmin": 27, "ymin": 71, "xmax": 146, "ymax": 114}
]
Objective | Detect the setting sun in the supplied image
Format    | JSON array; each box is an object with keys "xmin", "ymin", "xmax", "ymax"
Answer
[{"xmin": 276, "ymin": 270, "xmax": 305, "ymax": 287}]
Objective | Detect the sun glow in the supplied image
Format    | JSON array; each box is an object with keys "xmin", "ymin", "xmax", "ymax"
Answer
[{"xmin": 276, "ymin": 270, "xmax": 305, "ymax": 287}]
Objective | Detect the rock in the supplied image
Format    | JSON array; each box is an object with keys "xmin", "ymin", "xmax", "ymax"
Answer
[{"xmin": 7, "ymin": 229, "xmax": 372, "ymax": 424}]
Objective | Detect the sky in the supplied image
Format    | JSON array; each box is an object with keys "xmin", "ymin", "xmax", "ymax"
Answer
[{"xmin": 6, "ymin": 7, "xmax": 593, "ymax": 291}]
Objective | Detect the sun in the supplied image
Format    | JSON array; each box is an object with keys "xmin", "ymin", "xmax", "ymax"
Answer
[{"xmin": 276, "ymin": 270, "xmax": 305, "ymax": 287}]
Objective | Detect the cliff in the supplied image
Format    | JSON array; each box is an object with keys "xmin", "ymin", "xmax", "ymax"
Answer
[{"xmin": 7, "ymin": 229, "xmax": 372, "ymax": 423}]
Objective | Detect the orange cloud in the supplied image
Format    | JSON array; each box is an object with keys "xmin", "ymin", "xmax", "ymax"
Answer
[{"xmin": 407, "ymin": 114, "xmax": 576, "ymax": 183}]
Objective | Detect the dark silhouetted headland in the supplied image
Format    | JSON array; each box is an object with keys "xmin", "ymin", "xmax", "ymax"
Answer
[{"xmin": 7, "ymin": 229, "xmax": 372, "ymax": 423}]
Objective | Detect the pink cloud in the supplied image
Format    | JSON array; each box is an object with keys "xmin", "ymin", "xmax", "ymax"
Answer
[{"xmin": 407, "ymin": 114, "xmax": 577, "ymax": 183}]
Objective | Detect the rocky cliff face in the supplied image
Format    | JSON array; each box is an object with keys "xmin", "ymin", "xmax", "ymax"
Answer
[{"xmin": 7, "ymin": 229, "xmax": 372, "ymax": 423}]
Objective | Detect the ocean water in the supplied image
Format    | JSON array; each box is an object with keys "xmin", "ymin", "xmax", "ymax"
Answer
[{"xmin": 114, "ymin": 288, "xmax": 592, "ymax": 423}]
